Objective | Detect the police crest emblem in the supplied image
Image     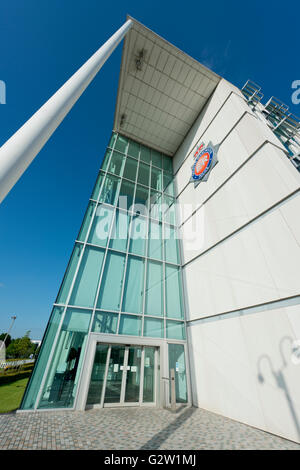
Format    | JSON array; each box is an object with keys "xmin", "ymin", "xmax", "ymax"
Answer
[{"xmin": 190, "ymin": 141, "xmax": 219, "ymax": 187}]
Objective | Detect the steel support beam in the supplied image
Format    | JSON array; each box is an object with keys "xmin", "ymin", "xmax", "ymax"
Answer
[{"xmin": 0, "ymin": 19, "xmax": 133, "ymax": 203}]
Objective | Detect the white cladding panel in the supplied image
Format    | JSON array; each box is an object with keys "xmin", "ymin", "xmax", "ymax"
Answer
[
  {"xmin": 188, "ymin": 304, "xmax": 300, "ymax": 443},
  {"xmin": 183, "ymin": 197, "xmax": 300, "ymax": 318},
  {"xmin": 173, "ymin": 79, "xmax": 246, "ymax": 172},
  {"xmin": 176, "ymin": 113, "xmax": 292, "ymax": 223},
  {"xmin": 175, "ymin": 78, "xmax": 300, "ymax": 442},
  {"xmin": 180, "ymin": 145, "xmax": 300, "ymax": 264},
  {"xmin": 175, "ymin": 92, "xmax": 253, "ymax": 195}
]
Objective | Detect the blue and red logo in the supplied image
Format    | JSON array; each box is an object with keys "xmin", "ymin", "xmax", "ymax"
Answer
[{"xmin": 190, "ymin": 141, "xmax": 219, "ymax": 187}]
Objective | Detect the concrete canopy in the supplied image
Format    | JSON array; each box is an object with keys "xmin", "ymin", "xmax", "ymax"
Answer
[{"xmin": 113, "ymin": 16, "xmax": 221, "ymax": 157}]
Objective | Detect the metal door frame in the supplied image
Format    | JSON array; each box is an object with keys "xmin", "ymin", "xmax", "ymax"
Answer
[
  {"xmin": 101, "ymin": 344, "xmax": 159, "ymax": 408},
  {"xmin": 75, "ymin": 333, "xmax": 190, "ymax": 411},
  {"xmin": 102, "ymin": 344, "xmax": 141, "ymax": 407},
  {"xmin": 76, "ymin": 333, "xmax": 165, "ymax": 410}
]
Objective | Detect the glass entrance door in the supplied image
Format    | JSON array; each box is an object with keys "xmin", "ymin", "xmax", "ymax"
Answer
[
  {"xmin": 124, "ymin": 346, "xmax": 142, "ymax": 403},
  {"xmin": 86, "ymin": 343, "xmax": 158, "ymax": 408},
  {"xmin": 104, "ymin": 345, "xmax": 125, "ymax": 404}
]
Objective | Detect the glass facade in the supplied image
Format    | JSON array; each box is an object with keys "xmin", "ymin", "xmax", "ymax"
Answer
[
  {"xmin": 21, "ymin": 132, "xmax": 187, "ymax": 410},
  {"xmin": 168, "ymin": 343, "xmax": 188, "ymax": 403}
]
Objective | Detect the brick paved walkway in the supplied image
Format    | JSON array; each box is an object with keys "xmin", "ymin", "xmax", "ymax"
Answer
[{"xmin": 0, "ymin": 406, "xmax": 299, "ymax": 450}]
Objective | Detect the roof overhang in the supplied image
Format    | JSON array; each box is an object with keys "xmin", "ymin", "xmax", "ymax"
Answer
[{"xmin": 113, "ymin": 16, "xmax": 221, "ymax": 156}]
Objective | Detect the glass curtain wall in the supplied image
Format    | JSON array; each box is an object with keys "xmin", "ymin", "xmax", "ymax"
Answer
[{"xmin": 21, "ymin": 132, "xmax": 186, "ymax": 410}]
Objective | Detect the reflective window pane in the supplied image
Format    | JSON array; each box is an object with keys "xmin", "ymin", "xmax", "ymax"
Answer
[
  {"xmin": 128, "ymin": 140, "xmax": 140, "ymax": 159},
  {"xmin": 163, "ymin": 172, "xmax": 173, "ymax": 191},
  {"xmin": 78, "ymin": 202, "xmax": 96, "ymax": 242},
  {"xmin": 123, "ymin": 156, "xmax": 137, "ymax": 181},
  {"xmin": 109, "ymin": 209, "xmax": 130, "ymax": 252},
  {"xmin": 145, "ymin": 261, "xmax": 163, "ymax": 316},
  {"xmin": 148, "ymin": 220, "xmax": 163, "ymax": 260},
  {"xmin": 149, "ymin": 190, "xmax": 162, "ymax": 221},
  {"xmin": 129, "ymin": 215, "xmax": 147, "ymax": 256},
  {"xmin": 104, "ymin": 345, "xmax": 124, "ymax": 403},
  {"xmin": 166, "ymin": 320, "xmax": 185, "ymax": 340},
  {"xmin": 151, "ymin": 149, "xmax": 162, "ymax": 168},
  {"xmin": 144, "ymin": 318, "xmax": 164, "ymax": 338},
  {"xmin": 119, "ymin": 315, "xmax": 142, "ymax": 336},
  {"xmin": 168, "ymin": 343, "xmax": 187, "ymax": 403},
  {"xmin": 164, "ymin": 203, "xmax": 177, "ymax": 225},
  {"xmin": 108, "ymin": 151, "xmax": 125, "ymax": 177},
  {"xmin": 86, "ymin": 344, "xmax": 109, "ymax": 405},
  {"xmin": 97, "ymin": 251, "xmax": 126, "ymax": 311},
  {"xmin": 134, "ymin": 185, "xmax": 149, "ymax": 214},
  {"xmin": 56, "ymin": 244, "xmax": 83, "ymax": 304},
  {"xmin": 150, "ymin": 166, "xmax": 162, "ymax": 191},
  {"xmin": 122, "ymin": 256, "xmax": 145, "ymax": 314},
  {"xmin": 137, "ymin": 162, "xmax": 150, "ymax": 186},
  {"xmin": 143, "ymin": 347, "xmax": 156, "ymax": 402},
  {"xmin": 92, "ymin": 312, "xmax": 118, "ymax": 334},
  {"xmin": 125, "ymin": 346, "xmax": 142, "ymax": 402},
  {"xmin": 62, "ymin": 306, "xmax": 91, "ymax": 332},
  {"xmin": 114, "ymin": 134, "xmax": 128, "ymax": 154},
  {"xmin": 88, "ymin": 204, "xmax": 114, "ymax": 247},
  {"xmin": 21, "ymin": 306, "xmax": 64, "ymax": 410},
  {"xmin": 140, "ymin": 145, "xmax": 151, "ymax": 163},
  {"xmin": 118, "ymin": 180, "xmax": 135, "ymax": 211},
  {"xmin": 38, "ymin": 308, "xmax": 92, "ymax": 409},
  {"xmin": 165, "ymin": 265, "xmax": 184, "ymax": 319},
  {"xmin": 163, "ymin": 194, "xmax": 174, "ymax": 209},
  {"xmin": 99, "ymin": 174, "xmax": 120, "ymax": 206},
  {"xmin": 101, "ymin": 149, "xmax": 112, "ymax": 172},
  {"xmin": 162, "ymin": 195, "xmax": 175, "ymax": 223},
  {"xmin": 164, "ymin": 225, "xmax": 180, "ymax": 264},
  {"xmin": 108, "ymin": 132, "xmax": 117, "ymax": 149},
  {"xmin": 164, "ymin": 181, "xmax": 175, "ymax": 197},
  {"xmin": 70, "ymin": 246, "xmax": 105, "ymax": 308},
  {"xmin": 163, "ymin": 155, "xmax": 173, "ymax": 173},
  {"xmin": 91, "ymin": 171, "xmax": 105, "ymax": 201}
]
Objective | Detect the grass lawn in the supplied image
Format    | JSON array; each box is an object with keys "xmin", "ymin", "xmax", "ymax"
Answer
[{"xmin": 0, "ymin": 377, "xmax": 29, "ymax": 413}]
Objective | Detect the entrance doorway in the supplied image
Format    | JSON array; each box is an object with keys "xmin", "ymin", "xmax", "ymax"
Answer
[{"xmin": 86, "ymin": 343, "xmax": 158, "ymax": 408}]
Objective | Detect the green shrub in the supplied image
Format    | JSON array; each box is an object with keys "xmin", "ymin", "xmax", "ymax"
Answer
[{"xmin": 0, "ymin": 368, "xmax": 33, "ymax": 386}]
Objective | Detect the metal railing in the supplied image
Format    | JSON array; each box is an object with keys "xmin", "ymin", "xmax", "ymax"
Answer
[{"xmin": 0, "ymin": 359, "xmax": 35, "ymax": 370}]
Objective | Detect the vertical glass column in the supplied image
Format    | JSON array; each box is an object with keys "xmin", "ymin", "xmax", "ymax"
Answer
[
  {"xmin": 38, "ymin": 307, "xmax": 93, "ymax": 409},
  {"xmin": 104, "ymin": 345, "xmax": 125, "ymax": 403},
  {"xmin": 168, "ymin": 343, "xmax": 187, "ymax": 403},
  {"xmin": 124, "ymin": 346, "xmax": 142, "ymax": 403},
  {"xmin": 143, "ymin": 347, "xmax": 155, "ymax": 403},
  {"xmin": 20, "ymin": 306, "xmax": 64, "ymax": 410},
  {"xmin": 86, "ymin": 344, "xmax": 109, "ymax": 405}
]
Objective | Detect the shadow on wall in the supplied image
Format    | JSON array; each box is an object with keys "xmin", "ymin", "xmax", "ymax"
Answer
[{"xmin": 257, "ymin": 336, "xmax": 300, "ymax": 440}]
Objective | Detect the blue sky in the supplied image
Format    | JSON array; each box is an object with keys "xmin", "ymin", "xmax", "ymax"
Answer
[{"xmin": 0, "ymin": 0, "xmax": 299, "ymax": 339}]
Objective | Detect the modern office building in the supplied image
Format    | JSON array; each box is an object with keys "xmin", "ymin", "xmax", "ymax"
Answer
[{"xmin": 20, "ymin": 17, "xmax": 300, "ymax": 444}]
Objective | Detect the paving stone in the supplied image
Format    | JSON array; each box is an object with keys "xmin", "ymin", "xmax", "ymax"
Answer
[{"xmin": 0, "ymin": 406, "xmax": 299, "ymax": 450}]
